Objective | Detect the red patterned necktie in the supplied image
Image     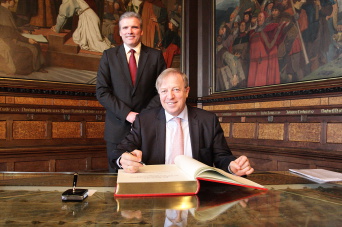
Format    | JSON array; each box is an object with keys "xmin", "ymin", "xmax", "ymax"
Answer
[
  {"xmin": 128, "ymin": 49, "xmax": 137, "ymax": 85},
  {"xmin": 170, "ymin": 117, "xmax": 184, "ymax": 164}
]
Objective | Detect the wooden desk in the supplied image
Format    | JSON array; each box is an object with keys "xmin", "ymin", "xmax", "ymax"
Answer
[{"xmin": 0, "ymin": 171, "xmax": 341, "ymax": 226}]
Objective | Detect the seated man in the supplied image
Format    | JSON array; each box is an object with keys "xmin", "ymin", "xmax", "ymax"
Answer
[{"xmin": 112, "ymin": 68, "xmax": 254, "ymax": 176}]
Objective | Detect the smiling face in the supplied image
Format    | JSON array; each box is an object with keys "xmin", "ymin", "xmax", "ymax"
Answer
[
  {"xmin": 158, "ymin": 72, "xmax": 190, "ymax": 117},
  {"xmin": 119, "ymin": 17, "xmax": 143, "ymax": 48}
]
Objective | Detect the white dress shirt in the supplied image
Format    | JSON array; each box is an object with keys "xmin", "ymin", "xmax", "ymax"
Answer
[
  {"xmin": 123, "ymin": 43, "xmax": 141, "ymax": 66},
  {"xmin": 165, "ymin": 106, "xmax": 193, "ymax": 164}
]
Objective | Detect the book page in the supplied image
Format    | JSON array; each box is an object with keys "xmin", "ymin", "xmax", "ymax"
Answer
[
  {"xmin": 289, "ymin": 169, "xmax": 342, "ymax": 182},
  {"xmin": 175, "ymin": 155, "xmax": 266, "ymax": 189},
  {"xmin": 199, "ymin": 168, "xmax": 265, "ymax": 189},
  {"xmin": 117, "ymin": 164, "xmax": 195, "ymax": 183},
  {"xmin": 174, "ymin": 155, "xmax": 211, "ymax": 178},
  {"xmin": 21, "ymin": 34, "xmax": 48, "ymax": 43}
]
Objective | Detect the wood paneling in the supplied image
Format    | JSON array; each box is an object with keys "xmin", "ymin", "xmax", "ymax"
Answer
[
  {"xmin": 12, "ymin": 121, "xmax": 47, "ymax": 139},
  {"xmin": 0, "ymin": 121, "xmax": 6, "ymax": 139},
  {"xmin": 220, "ymin": 123, "xmax": 230, "ymax": 137},
  {"xmin": 288, "ymin": 123, "xmax": 321, "ymax": 142},
  {"xmin": 258, "ymin": 123, "xmax": 284, "ymax": 140},
  {"xmin": 207, "ymin": 94, "xmax": 342, "ymax": 171},
  {"xmin": 232, "ymin": 123, "xmax": 256, "ymax": 139},
  {"xmin": 55, "ymin": 158, "xmax": 87, "ymax": 172},
  {"xmin": 52, "ymin": 122, "xmax": 82, "ymax": 138},
  {"xmin": 86, "ymin": 122, "xmax": 105, "ymax": 138},
  {"xmin": 14, "ymin": 161, "xmax": 50, "ymax": 172},
  {"xmin": 0, "ymin": 92, "xmax": 107, "ymax": 172},
  {"xmin": 327, "ymin": 123, "xmax": 342, "ymax": 143}
]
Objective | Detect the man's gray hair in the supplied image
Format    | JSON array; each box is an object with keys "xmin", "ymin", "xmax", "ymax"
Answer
[
  {"xmin": 156, "ymin": 68, "xmax": 189, "ymax": 90},
  {"xmin": 119, "ymin": 11, "xmax": 143, "ymax": 29}
]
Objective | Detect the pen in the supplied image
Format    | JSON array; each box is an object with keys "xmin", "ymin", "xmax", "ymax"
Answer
[
  {"xmin": 72, "ymin": 172, "xmax": 78, "ymax": 193},
  {"xmin": 125, "ymin": 151, "xmax": 146, "ymax": 165}
]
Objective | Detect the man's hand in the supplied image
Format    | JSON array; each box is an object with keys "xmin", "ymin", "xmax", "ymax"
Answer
[
  {"xmin": 120, "ymin": 149, "xmax": 143, "ymax": 173},
  {"xmin": 229, "ymin": 155, "xmax": 254, "ymax": 176},
  {"xmin": 126, "ymin": 111, "xmax": 138, "ymax": 123}
]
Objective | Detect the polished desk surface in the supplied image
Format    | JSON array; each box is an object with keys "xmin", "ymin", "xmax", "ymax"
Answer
[{"xmin": 0, "ymin": 171, "xmax": 341, "ymax": 226}]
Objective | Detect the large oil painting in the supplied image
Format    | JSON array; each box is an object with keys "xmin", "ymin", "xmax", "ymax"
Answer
[
  {"xmin": 215, "ymin": 0, "xmax": 342, "ymax": 92},
  {"xmin": 0, "ymin": 0, "xmax": 182, "ymax": 85}
]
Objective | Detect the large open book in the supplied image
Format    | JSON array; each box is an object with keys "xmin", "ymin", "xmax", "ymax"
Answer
[{"xmin": 115, "ymin": 155, "xmax": 267, "ymax": 197}]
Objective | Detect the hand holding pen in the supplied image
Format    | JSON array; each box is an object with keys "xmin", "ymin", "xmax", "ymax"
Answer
[{"xmin": 120, "ymin": 149, "xmax": 145, "ymax": 173}]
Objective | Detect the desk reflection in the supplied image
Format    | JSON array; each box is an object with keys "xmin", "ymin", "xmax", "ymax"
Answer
[
  {"xmin": 116, "ymin": 181, "xmax": 266, "ymax": 226},
  {"xmin": 0, "ymin": 172, "xmax": 341, "ymax": 226}
]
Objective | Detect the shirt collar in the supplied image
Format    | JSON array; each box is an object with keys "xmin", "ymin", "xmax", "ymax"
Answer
[
  {"xmin": 165, "ymin": 106, "xmax": 188, "ymax": 123},
  {"xmin": 123, "ymin": 42, "xmax": 141, "ymax": 55}
]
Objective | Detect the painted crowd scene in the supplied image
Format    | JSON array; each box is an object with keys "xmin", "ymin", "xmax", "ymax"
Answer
[{"xmin": 215, "ymin": 0, "xmax": 342, "ymax": 92}]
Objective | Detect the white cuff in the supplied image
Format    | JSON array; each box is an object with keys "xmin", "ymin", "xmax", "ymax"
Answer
[
  {"xmin": 228, "ymin": 164, "xmax": 235, "ymax": 175},
  {"xmin": 116, "ymin": 156, "xmax": 123, "ymax": 169}
]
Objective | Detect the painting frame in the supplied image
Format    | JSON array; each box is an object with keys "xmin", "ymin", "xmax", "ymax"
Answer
[
  {"xmin": 212, "ymin": 0, "xmax": 342, "ymax": 98},
  {"xmin": 0, "ymin": 0, "xmax": 183, "ymax": 94}
]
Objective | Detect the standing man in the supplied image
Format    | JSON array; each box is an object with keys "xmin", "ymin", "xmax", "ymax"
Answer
[
  {"xmin": 115, "ymin": 68, "xmax": 254, "ymax": 177},
  {"xmin": 96, "ymin": 11, "xmax": 166, "ymax": 172}
]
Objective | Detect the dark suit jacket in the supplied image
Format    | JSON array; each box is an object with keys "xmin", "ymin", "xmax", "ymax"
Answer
[
  {"xmin": 96, "ymin": 43, "xmax": 166, "ymax": 143},
  {"xmin": 114, "ymin": 105, "xmax": 237, "ymax": 172}
]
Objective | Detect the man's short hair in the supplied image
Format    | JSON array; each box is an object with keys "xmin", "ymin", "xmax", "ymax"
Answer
[
  {"xmin": 119, "ymin": 11, "xmax": 143, "ymax": 30},
  {"xmin": 156, "ymin": 68, "xmax": 189, "ymax": 90}
]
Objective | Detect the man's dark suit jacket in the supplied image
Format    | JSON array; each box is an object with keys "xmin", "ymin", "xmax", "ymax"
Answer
[
  {"xmin": 96, "ymin": 43, "xmax": 166, "ymax": 144},
  {"xmin": 114, "ymin": 105, "xmax": 237, "ymax": 172}
]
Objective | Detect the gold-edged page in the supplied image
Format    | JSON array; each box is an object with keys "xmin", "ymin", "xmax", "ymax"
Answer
[
  {"xmin": 116, "ymin": 195, "xmax": 198, "ymax": 211},
  {"xmin": 116, "ymin": 181, "xmax": 198, "ymax": 195},
  {"xmin": 115, "ymin": 164, "xmax": 198, "ymax": 195}
]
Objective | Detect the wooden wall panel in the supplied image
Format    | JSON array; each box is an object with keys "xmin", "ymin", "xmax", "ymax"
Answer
[
  {"xmin": 14, "ymin": 160, "xmax": 50, "ymax": 172},
  {"xmin": 12, "ymin": 121, "xmax": 47, "ymax": 139},
  {"xmin": 220, "ymin": 123, "xmax": 230, "ymax": 137},
  {"xmin": 55, "ymin": 158, "xmax": 87, "ymax": 172},
  {"xmin": 91, "ymin": 157, "xmax": 108, "ymax": 170},
  {"xmin": 327, "ymin": 123, "xmax": 342, "ymax": 143},
  {"xmin": 0, "ymin": 91, "xmax": 107, "ymax": 172},
  {"xmin": 232, "ymin": 123, "xmax": 256, "ymax": 139},
  {"xmin": 288, "ymin": 123, "xmax": 321, "ymax": 142},
  {"xmin": 205, "ymin": 94, "xmax": 342, "ymax": 171},
  {"xmin": 52, "ymin": 122, "xmax": 82, "ymax": 138},
  {"xmin": 86, "ymin": 122, "xmax": 105, "ymax": 138},
  {"xmin": 258, "ymin": 123, "xmax": 284, "ymax": 140},
  {"xmin": 0, "ymin": 121, "xmax": 6, "ymax": 139}
]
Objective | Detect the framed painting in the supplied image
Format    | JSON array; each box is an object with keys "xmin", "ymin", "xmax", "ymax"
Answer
[
  {"xmin": 214, "ymin": 0, "xmax": 342, "ymax": 93},
  {"xmin": 0, "ymin": 0, "xmax": 182, "ymax": 87}
]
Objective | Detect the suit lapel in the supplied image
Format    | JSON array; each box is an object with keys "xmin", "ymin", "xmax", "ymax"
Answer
[
  {"xmin": 117, "ymin": 45, "xmax": 134, "ymax": 87},
  {"xmin": 188, "ymin": 106, "xmax": 200, "ymax": 160},
  {"xmin": 155, "ymin": 108, "xmax": 166, "ymax": 163}
]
